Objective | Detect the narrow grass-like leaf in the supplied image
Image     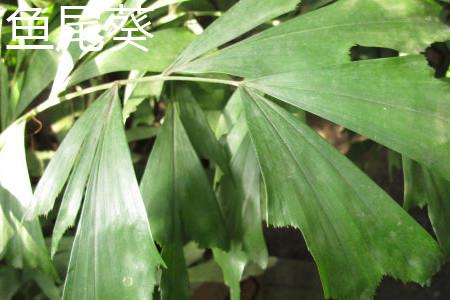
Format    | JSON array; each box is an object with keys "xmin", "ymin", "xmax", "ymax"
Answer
[
  {"xmin": 215, "ymin": 90, "xmax": 247, "ymax": 148},
  {"xmin": 63, "ymin": 89, "xmax": 163, "ymax": 299},
  {"xmin": 176, "ymin": 86, "xmax": 230, "ymax": 173},
  {"xmin": 27, "ymin": 91, "xmax": 112, "ymax": 219},
  {"xmin": 8, "ymin": 214, "xmax": 57, "ymax": 281},
  {"xmin": 247, "ymin": 56, "xmax": 450, "ymax": 180},
  {"xmin": 213, "ymin": 248, "xmax": 247, "ymax": 300},
  {"xmin": 0, "ymin": 7, "xmax": 11, "ymax": 130},
  {"xmin": 30, "ymin": 269, "xmax": 61, "ymax": 300},
  {"xmin": 140, "ymin": 102, "xmax": 229, "ymax": 299},
  {"xmin": 0, "ymin": 60, "xmax": 10, "ymax": 130},
  {"xmin": 0, "ymin": 122, "xmax": 36, "ymax": 221},
  {"xmin": 0, "ymin": 122, "xmax": 57, "ymax": 280},
  {"xmin": 0, "ymin": 205, "xmax": 13, "ymax": 255},
  {"xmin": 214, "ymin": 135, "xmax": 268, "ymax": 300},
  {"xmin": 15, "ymin": 28, "xmax": 71, "ymax": 116},
  {"xmin": 242, "ymin": 89, "xmax": 442, "ymax": 300},
  {"xmin": 213, "ymin": 90, "xmax": 267, "ymax": 300},
  {"xmin": 50, "ymin": 114, "xmax": 105, "ymax": 257},
  {"xmin": 160, "ymin": 243, "xmax": 190, "ymax": 300},
  {"xmin": 229, "ymin": 135, "xmax": 267, "ymax": 266},
  {"xmin": 123, "ymin": 71, "xmax": 163, "ymax": 122},
  {"xmin": 214, "ymin": 92, "xmax": 249, "ymax": 241},
  {"xmin": 170, "ymin": 0, "xmax": 299, "ymax": 71},
  {"xmin": 148, "ymin": 0, "xmax": 190, "ymax": 11},
  {"xmin": 15, "ymin": 0, "xmax": 131, "ymax": 115},
  {"xmin": 176, "ymin": 0, "xmax": 450, "ymax": 77},
  {"xmin": 403, "ymin": 158, "xmax": 450, "ymax": 257},
  {"xmin": 0, "ymin": 7, "xmax": 4, "ymax": 52},
  {"xmin": 140, "ymin": 102, "xmax": 229, "ymax": 248}
]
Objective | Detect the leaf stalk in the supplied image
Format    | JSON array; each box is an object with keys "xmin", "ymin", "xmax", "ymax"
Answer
[{"xmin": 17, "ymin": 75, "xmax": 241, "ymax": 123}]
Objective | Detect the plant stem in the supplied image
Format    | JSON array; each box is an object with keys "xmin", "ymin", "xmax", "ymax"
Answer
[
  {"xmin": 17, "ymin": 74, "xmax": 241, "ymax": 122},
  {"xmin": 191, "ymin": 11, "xmax": 222, "ymax": 17}
]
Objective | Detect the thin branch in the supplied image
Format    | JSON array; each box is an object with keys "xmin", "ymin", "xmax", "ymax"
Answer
[{"xmin": 17, "ymin": 74, "xmax": 241, "ymax": 122}]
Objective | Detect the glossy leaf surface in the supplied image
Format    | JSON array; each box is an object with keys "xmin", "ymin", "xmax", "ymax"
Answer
[
  {"xmin": 170, "ymin": 0, "xmax": 299, "ymax": 70},
  {"xmin": 0, "ymin": 123, "xmax": 57, "ymax": 280},
  {"xmin": 27, "ymin": 92, "xmax": 112, "ymax": 219},
  {"xmin": 140, "ymin": 103, "xmax": 229, "ymax": 299},
  {"xmin": 176, "ymin": 0, "xmax": 450, "ymax": 77},
  {"xmin": 242, "ymin": 89, "xmax": 442, "ymax": 300},
  {"xmin": 141, "ymin": 102, "xmax": 228, "ymax": 248},
  {"xmin": 62, "ymin": 90, "xmax": 163, "ymax": 299},
  {"xmin": 247, "ymin": 56, "xmax": 450, "ymax": 180}
]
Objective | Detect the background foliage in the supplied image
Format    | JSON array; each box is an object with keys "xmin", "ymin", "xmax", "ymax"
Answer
[{"xmin": 0, "ymin": 0, "xmax": 449, "ymax": 299}]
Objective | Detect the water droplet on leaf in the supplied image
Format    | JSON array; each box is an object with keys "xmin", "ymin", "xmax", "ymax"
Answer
[{"xmin": 122, "ymin": 276, "xmax": 133, "ymax": 287}]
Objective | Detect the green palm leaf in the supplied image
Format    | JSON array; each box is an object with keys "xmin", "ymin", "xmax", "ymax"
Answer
[{"xmin": 241, "ymin": 88, "xmax": 442, "ymax": 299}]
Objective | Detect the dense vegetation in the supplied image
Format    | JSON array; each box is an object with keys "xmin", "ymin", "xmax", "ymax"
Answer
[{"xmin": 0, "ymin": 0, "xmax": 449, "ymax": 299}]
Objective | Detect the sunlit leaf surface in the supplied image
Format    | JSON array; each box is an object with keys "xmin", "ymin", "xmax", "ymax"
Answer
[
  {"xmin": 0, "ymin": 123, "xmax": 57, "ymax": 280},
  {"xmin": 62, "ymin": 89, "xmax": 162, "ymax": 299}
]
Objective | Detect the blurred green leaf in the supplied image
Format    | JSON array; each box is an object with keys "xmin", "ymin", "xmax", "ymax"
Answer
[
  {"xmin": 215, "ymin": 90, "xmax": 246, "ymax": 145},
  {"xmin": 29, "ymin": 269, "xmax": 61, "ymax": 300},
  {"xmin": 126, "ymin": 126, "xmax": 159, "ymax": 142},
  {"xmin": 212, "ymin": 90, "xmax": 267, "ymax": 300},
  {"xmin": 214, "ymin": 135, "xmax": 268, "ymax": 300},
  {"xmin": 148, "ymin": 0, "xmax": 191, "ymax": 11},
  {"xmin": 9, "ymin": 214, "xmax": 58, "ymax": 284},
  {"xmin": 69, "ymin": 28, "xmax": 195, "ymax": 85},
  {"xmin": 123, "ymin": 71, "xmax": 163, "ymax": 122},
  {"xmin": 160, "ymin": 242, "xmax": 190, "ymax": 300},
  {"xmin": 15, "ymin": 28, "xmax": 75, "ymax": 117},
  {"xmin": 178, "ymin": 80, "xmax": 232, "ymax": 111},
  {"xmin": 0, "ymin": 8, "xmax": 12, "ymax": 130},
  {"xmin": 0, "ymin": 203, "xmax": 13, "ymax": 256},
  {"xmin": 176, "ymin": 86, "xmax": 230, "ymax": 173},
  {"xmin": 403, "ymin": 158, "xmax": 450, "ymax": 257},
  {"xmin": 188, "ymin": 255, "xmax": 274, "ymax": 284},
  {"xmin": 0, "ymin": 122, "xmax": 57, "ymax": 280},
  {"xmin": 0, "ymin": 266, "xmax": 21, "ymax": 300},
  {"xmin": 213, "ymin": 248, "xmax": 246, "ymax": 300}
]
